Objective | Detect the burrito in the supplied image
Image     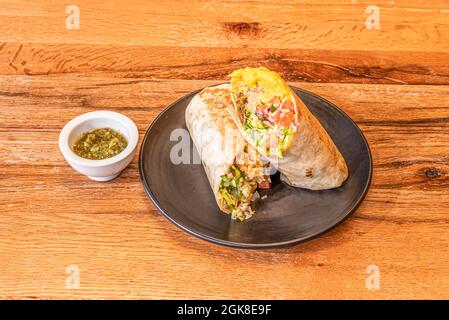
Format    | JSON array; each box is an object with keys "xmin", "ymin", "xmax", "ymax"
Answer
[
  {"xmin": 228, "ymin": 67, "xmax": 348, "ymax": 190},
  {"xmin": 185, "ymin": 84, "xmax": 270, "ymax": 221}
]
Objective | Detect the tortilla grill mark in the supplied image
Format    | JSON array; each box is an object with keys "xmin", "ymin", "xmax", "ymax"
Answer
[
  {"xmin": 199, "ymin": 88, "xmax": 237, "ymax": 137},
  {"xmin": 198, "ymin": 88, "xmax": 229, "ymax": 106}
]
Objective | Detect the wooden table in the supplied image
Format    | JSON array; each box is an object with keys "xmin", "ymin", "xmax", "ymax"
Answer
[{"xmin": 1, "ymin": 0, "xmax": 448, "ymax": 300}]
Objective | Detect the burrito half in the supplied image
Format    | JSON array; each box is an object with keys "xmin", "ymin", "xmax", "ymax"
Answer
[
  {"xmin": 228, "ymin": 67, "xmax": 348, "ymax": 190},
  {"xmin": 185, "ymin": 84, "xmax": 270, "ymax": 221}
]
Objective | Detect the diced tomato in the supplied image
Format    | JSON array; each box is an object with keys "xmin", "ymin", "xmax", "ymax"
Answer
[
  {"xmin": 257, "ymin": 97, "xmax": 296, "ymax": 127},
  {"xmin": 258, "ymin": 178, "xmax": 271, "ymax": 189},
  {"xmin": 268, "ymin": 112, "xmax": 280, "ymax": 125},
  {"xmin": 267, "ymin": 109, "xmax": 293, "ymax": 127},
  {"xmin": 278, "ymin": 110, "xmax": 295, "ymax": 127},
  {"xmin": 273, "ymin": 100, "xmax": 295, "ymax": 127},
  {"xmin": 282, "ymin": 100, "xmax": 294, "ymax": 112},
  {"xmin": 268, "ymin": 96, "xmax": 281, "ymax": 107},
  {"xmin": 256, "ymin": 97, "xmax": 295, "ymax": 129},
  {"xmin": 258, "ymin": 97, "xmax": 280, "ymax": 116}
]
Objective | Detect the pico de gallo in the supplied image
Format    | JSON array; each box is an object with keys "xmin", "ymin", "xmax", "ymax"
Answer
[{"xmin": 229, "ymin": 67, "xmax": 298, "ymax": 158}]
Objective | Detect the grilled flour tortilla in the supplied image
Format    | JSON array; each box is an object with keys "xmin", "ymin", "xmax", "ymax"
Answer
[
  {"xmin": 228, "ymin": 67, "xmax": 348, "ymax": 190},
  {"xmin": 185, "ymin": 84, "xmax": 269, "ymax": 221}
]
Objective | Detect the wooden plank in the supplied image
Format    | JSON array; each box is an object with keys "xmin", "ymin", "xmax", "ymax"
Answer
[
  {"xmin": 1, "ymin": 44, "xmax": 449, "ymax": 84},
  {"xmin": 0, "ymin": 0, "xmax": 448, "ymax": 51}
]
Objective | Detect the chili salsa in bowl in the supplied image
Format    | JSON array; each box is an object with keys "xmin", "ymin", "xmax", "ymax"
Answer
[
  {"xmin": 72, "ymin": 128, "xmax": 128, "ymax": 160},
  {"xmin": 59, "ymin": 111, "xmax": 139, "ymax": 181}
]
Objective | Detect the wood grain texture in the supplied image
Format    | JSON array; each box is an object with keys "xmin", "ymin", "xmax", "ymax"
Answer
[{"xmin": 1, "ymin": 0, "xmax": 449, "ymax": 299}]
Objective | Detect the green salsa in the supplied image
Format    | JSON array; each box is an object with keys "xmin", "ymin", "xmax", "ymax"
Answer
[{"xmin": 72, "ymin": 128, "xmax": 128, "ymax": 160}]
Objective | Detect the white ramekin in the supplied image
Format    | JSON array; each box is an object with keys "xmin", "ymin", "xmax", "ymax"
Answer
[{"xmin": 59, "ymin": 111, "xmax": 139, "ymax": 181}]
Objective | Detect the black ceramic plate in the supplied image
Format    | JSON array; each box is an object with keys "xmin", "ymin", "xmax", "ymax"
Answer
[{"xmin": 139, "ymin": 86, "xmax": 372, "ymax": 248}]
